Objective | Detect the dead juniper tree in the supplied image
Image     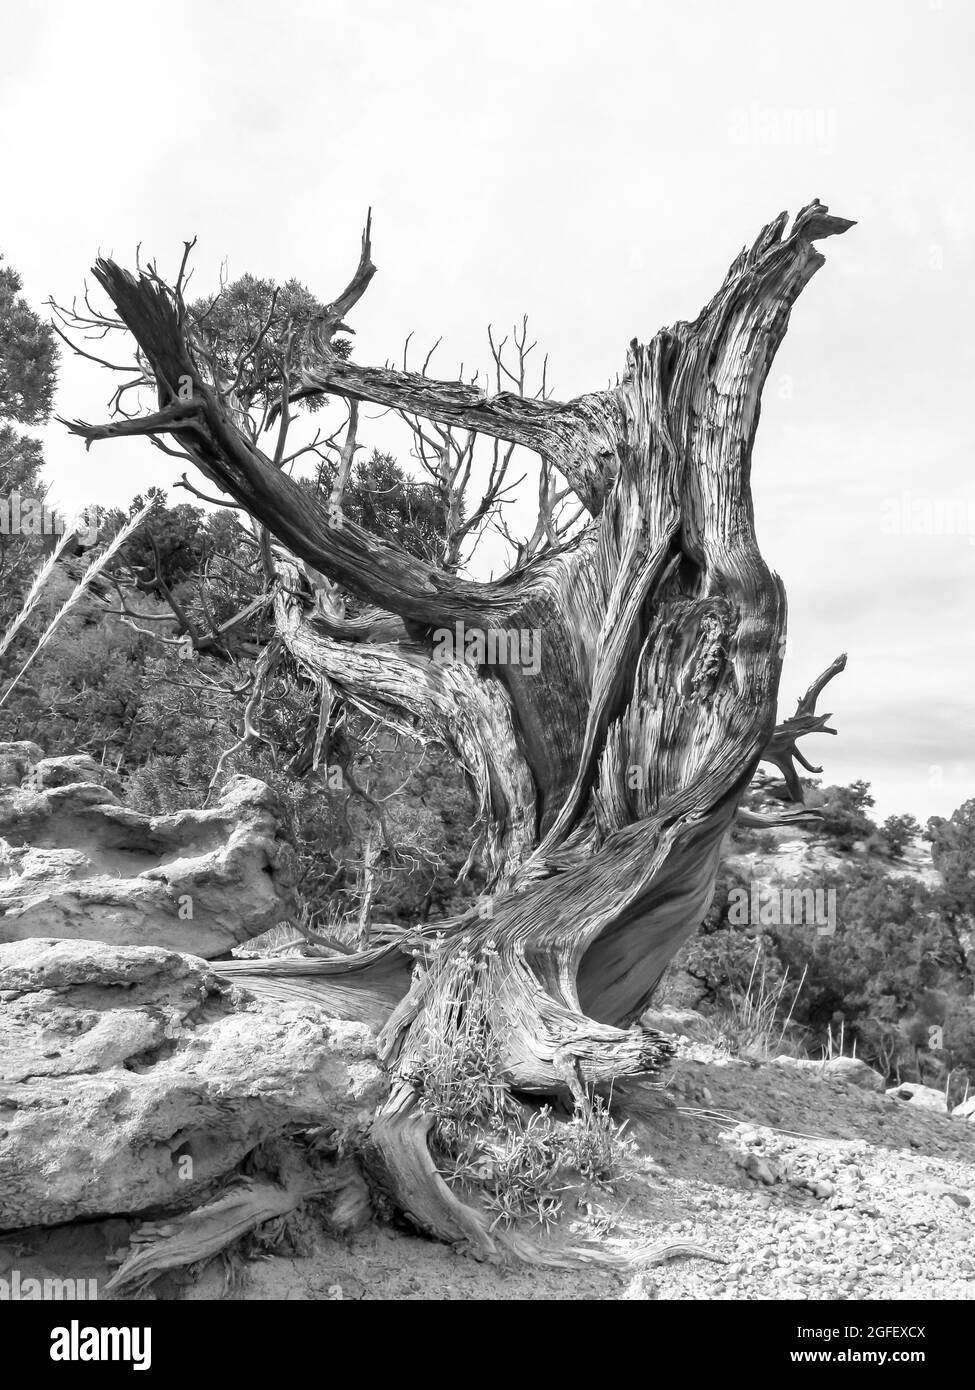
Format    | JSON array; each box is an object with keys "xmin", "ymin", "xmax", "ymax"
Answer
[{"xmin": 57, "ymin": 200, "xmax": 851, "ymax": 1261}]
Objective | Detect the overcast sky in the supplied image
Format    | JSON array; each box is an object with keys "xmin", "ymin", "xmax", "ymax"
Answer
[{"xmin": 2, "ymin": 0, "xmax": 973, "ymax": 822}]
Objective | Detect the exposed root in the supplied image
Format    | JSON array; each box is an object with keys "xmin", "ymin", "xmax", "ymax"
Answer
[
  {"xmin": 102, "ymin": 1148, "xmax": 367, "ymax": 1296},
  {"xmin": 216, "ymin": 943, "xmax": 411, "ymax": 1029},
  {"xmin": 362, "ymin": 1066, "xmax": 723, "ymax": 1272},
  {"xmin": 362, "ymin": 1082, "xmax": 504, "ymax": 1253},
  {"xmin": 497, "ymin": 1234, "xmax": 727, "ymax": 1269}
]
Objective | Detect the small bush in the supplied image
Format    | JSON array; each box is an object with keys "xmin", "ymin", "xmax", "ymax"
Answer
[
  {"xmin": 410, "ymin": 946, "xmax": 634, "ymax": 1231},
  {"xmin": 879, "ymin": 813, "xmax": 920, "ymax": 859}
]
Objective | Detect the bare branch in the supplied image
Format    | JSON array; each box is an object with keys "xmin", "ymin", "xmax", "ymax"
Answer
[
  {"xmin": 59, "ymin": 399, "xmax": 203, "ymax": 448},
  {"xmin": 760, "ymin": 653, "xmax": 848, "ymax": 801},
  {"xmin": 327, "ymin": 401, "xmax": 360, "ymax": 525}
]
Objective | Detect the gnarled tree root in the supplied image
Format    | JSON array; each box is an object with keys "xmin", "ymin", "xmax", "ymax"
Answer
[
  {"xmin": 361, "ymin": 1082, "xmax": 722, "ymax": 1271},
  {"xmin": 102, "ymin": 1149, "xmax": 368, "ymax": 1297}
]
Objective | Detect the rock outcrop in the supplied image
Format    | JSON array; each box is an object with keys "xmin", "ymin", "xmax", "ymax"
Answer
[
  {"xmin": 0, "ymin": 742, "xmax": 297, "ymax": 958},
  {"xmin": 640, "ymin": 1007, "xmax": 708, "ymax": 1037},
  {"xmin": 0, "ymin": 938, "xmax": 384, "ymax": 1231},
  {"xmin": 886, "ymin": 1081, "xmax": 950, "ymax": 1113},
  {"xmin": 773, "ymin": 1055, "xmax": 887, "ymax": 1092}
]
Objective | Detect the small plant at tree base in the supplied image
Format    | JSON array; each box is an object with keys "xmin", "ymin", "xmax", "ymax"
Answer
[
  {"xmin": 405, "ymin": 943, "xmax": 509, "ymax": 1150},
  {"xmin": 408, "ymin": 948, "xmax": 635, "ymax": 1231}
]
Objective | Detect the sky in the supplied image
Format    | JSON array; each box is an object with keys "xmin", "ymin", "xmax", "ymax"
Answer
[{"xmin": 2, "ymin": 0, "xmax": 973, "ymax": 822}]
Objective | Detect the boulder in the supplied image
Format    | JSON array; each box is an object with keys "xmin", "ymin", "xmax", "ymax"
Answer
[
  {"xmin": 0, "ymin": 742, "xmax": 297, "ymax": 957},
  {"xmin": 772, "ymin": 1055, "xmax": 886, "ymax": 1092},
  {"xmin": 0, "ymin": 938, "xmax": 384, "ymax": 1231},
  {"xmin": 952, "ymin": 1095, "xmax": 975, "ymax": 1121},
  {"xmin": 640, "ymin": 1007, "xmax": 708, "ymax": 1037},
  {"xmin": 885, "ymin": 1081, "xmax": 949, "ymax": 1113},
  {"xmin": 819, "ymin": 1056, "xmax": 887, "ymax": 1092},
  {"xmin": 24, "ymin": 753, "xmax": 124, "ymax": 795}
]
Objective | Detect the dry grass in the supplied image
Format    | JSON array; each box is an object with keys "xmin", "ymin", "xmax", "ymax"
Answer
[
  {"xmin": 0, "ymin": 502, "xmax": 153, "ymax": 710},
  {"xmin": 0, "ymin": 523, "xmax": 80, "ymax": 662},
  {"xmin": 240, "ymin": 901, "xmax": 359, "ymax": 958},
  {"xmin": 701, "ymin": 939, "xmax": 807, "ymax": 1061}
]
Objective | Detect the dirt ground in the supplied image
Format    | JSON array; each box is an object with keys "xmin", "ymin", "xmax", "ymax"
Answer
[{"xmin": 5, "ymin": 1044, "xmax": 973, "ymax": 1301}]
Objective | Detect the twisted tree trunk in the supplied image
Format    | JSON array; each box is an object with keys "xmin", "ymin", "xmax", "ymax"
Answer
[{"xmin": 64, "ymin": 200, "xmax": 852, "ymax": 1259}]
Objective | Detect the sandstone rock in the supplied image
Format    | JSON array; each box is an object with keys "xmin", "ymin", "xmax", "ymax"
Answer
[
  {"xmin": 0, "ymin": 744, "xmax": 297, "ymax": 957},
  {"xmin": 886, "ymin": 1082, "xmax": 949, "ymax": 1113},
  {"xmin": 640, "ymin": 1007, "xmax": 707, "ymax": 1037},
  {"xmin": 0, "ymin": 938, "xmax": 384, "ymax": 1231},
  {"xmin": 772, "ymin": 1055, "xmax": 886, "ymax": 1092},
  {"xmin": 821, "ymin": 1056, "xmax": 887, "ymax": 1092},
  {"xmin": 30, "ymin": 754, "xmax": 124, "ymax": 796}
]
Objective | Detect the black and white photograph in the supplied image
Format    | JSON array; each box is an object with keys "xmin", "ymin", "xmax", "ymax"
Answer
[{"xmin": 0, "ymin": 0, "xmax": 973, "ymax": 1342}]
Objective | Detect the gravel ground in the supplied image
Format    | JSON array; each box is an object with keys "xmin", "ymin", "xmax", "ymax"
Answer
[{"xmin": 616, "ymin": 1045, "xmax": 974, "ymax": 1301}]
